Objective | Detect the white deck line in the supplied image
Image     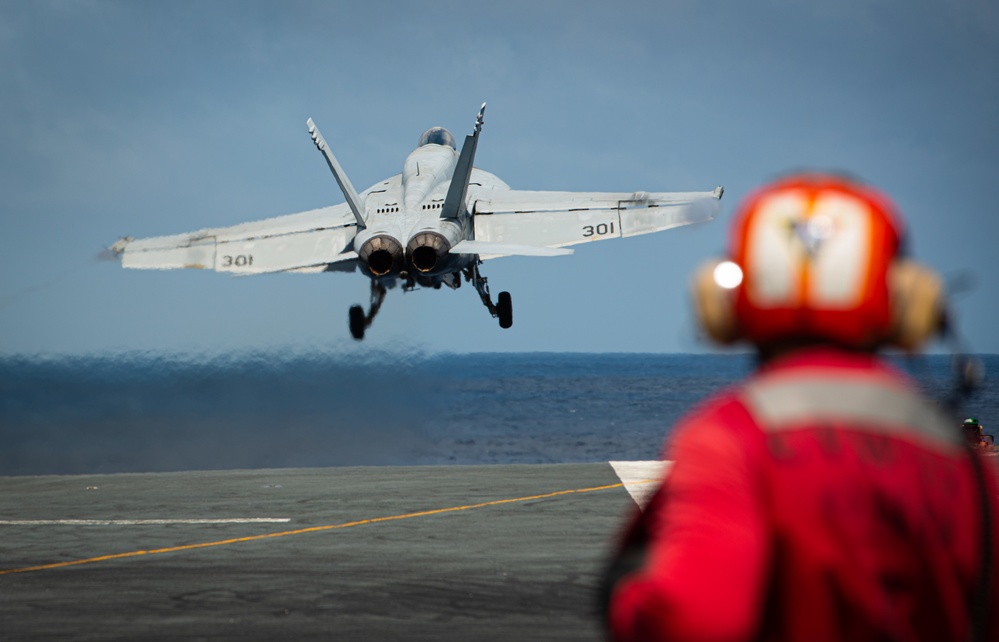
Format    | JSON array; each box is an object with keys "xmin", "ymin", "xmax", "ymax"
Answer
[
  {"xmin": 609, "ymin": 461, "xmax": 671, "ymax": 507},
  {"xmin": 0, "ymin": 518, "xmax": 291, "ymax": 526}
]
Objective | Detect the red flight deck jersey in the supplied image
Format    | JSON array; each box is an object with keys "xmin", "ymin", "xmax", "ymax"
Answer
[{"xmin": 609, "ymin": 348, "xmax": 999, "ymax": 642}]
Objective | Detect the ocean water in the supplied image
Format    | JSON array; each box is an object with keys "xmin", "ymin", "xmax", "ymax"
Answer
[{"xmin": 1, "ymin": 352, "xmax": 996, "ymax": 476}]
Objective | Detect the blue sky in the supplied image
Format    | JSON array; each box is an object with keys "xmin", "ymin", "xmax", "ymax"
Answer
[{"xmin": 1, "ymin": 0, "xmax": 996, "ymax": 357}]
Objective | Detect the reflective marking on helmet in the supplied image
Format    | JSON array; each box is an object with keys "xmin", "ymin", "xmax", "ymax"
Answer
[
  {"xmin": 807, "ymin": 192, "xmax": 871, "ymax": 308},
  {"xmin": 744, "ymin": 190, "xmax": 805, "ymax": 307},
  {"xmin": 743, "ymin": 189, "xmax": 874, "ymax": 310},
  {"xmin": 742, "ymin": 374, "xmax": 960, "ymax": 451}
]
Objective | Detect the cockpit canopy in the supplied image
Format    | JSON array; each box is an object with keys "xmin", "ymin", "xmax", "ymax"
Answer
[{"xmin": 417, "ymin": 127, "xmax": 456, "ymax": 150}]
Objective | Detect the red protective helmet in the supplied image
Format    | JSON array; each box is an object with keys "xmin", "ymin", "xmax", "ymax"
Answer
[{"xmin": 692, "ymin": 173, "xmax": 942, "ymax": 351}]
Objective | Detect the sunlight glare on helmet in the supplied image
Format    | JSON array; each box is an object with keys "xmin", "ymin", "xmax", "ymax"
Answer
[{"xmin": 714, "ymin": 261, "xmax": 743, "ymax": 289}]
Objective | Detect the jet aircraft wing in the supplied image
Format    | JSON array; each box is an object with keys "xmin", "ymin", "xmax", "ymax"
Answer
[
  {"xmin": 468, "ymin": 188, "xmax": 721, "ymax": 258},
  {"xmin": 113, "ymin": 203, "xmax": 360, "ymax": 275}
]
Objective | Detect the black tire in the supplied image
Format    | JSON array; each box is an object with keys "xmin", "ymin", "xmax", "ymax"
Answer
[
  {"xmin": 497, "ymin": 291, "xmax": 513, "ymax": 329},
  {"xmin": 349, "ymin": 305, "xmax": 366, "ymax": 340}
]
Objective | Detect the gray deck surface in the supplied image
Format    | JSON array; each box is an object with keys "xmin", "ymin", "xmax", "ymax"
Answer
[{"xmin": 0, "ymin": 464, "xmax": 636, "ymax": 641}]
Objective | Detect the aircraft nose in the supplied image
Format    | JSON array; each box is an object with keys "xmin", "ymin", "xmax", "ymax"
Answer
[
  {"xmin": 407, "ymin": 232, "xmax": 451, "ymax": 273},
  {"xmin": 358, "ymin": 235, "xmax": 404, "ymax": 276}
]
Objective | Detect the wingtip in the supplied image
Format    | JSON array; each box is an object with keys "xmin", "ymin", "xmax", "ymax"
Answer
[{"xmin": 109, "ymin": 237, "xmax": 133, "ymax": 258}]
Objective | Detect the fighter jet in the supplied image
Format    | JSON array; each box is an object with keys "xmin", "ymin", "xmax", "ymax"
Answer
[{"xmin": 111, "ymin": 104, "xmax": 723, "ymax": 340}]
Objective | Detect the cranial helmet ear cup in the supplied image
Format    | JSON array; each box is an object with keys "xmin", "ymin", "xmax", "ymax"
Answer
[
  {"xmin": 693, "ymin": 258, "xmax": 944, "ymax": 350},
  {"xmin": 691, "ymin": 260, "xmax": 741, "ymax": 345},
  {"xmin": 888, "ymin": 259, "xmax": 944, "ymax": 351}
]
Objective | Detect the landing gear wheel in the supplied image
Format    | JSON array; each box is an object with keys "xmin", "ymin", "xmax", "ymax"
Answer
[
  {"xmin": 497, "ymin": 291, "xmax": 513, "ymax": 329},
  {"xmin": 467, "ymin": 262, "xmax": 512, "ymax": 329},
  {"xmin": 347, "ymin": 281, "xmax": 387, "ymax": 341},
  {"xmin": 349, "ymin": 305, "xmax": 366, "ymax": 340}
]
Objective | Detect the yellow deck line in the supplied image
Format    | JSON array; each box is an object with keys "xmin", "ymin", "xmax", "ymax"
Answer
[{"xmin": 0, "ymin": 481, "xmax": 627, "ymax": 576}]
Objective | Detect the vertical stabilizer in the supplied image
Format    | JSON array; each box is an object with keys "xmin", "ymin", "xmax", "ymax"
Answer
[
  {"xmin": 307, "ymin": 118, "xmax": 366, "ymax": 229},
  {"xmin": 441, "ymin": 103, "xmax": 486, "ymax": 219}
]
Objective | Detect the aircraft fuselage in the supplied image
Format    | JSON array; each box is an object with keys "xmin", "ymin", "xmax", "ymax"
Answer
[{"xmin": 353, "ymin": 139, "xmax": 507, "ymax": 283}]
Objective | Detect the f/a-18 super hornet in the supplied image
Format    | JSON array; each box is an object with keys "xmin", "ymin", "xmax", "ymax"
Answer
[{"xmin": 111, "ymin": 104, "xmax": 723, "ymax": 339}]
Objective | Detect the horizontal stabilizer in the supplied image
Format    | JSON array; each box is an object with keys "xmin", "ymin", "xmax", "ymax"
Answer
[
  {"xmin": 230, "ymin": 251, "xmax": 358, "ymax": 276},
  {"xmin": 451, "ymin": 240, "xmax": 573, "ymax": 257}
]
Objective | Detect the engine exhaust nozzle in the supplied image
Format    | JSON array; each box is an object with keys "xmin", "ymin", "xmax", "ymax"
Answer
[
  {"xmin": 358, "ymin": 235, "xmax": 404, "ymax": 276},
  {"xmin": 407, "ymin": 232, "xmax": 451, "ymax": 273}
]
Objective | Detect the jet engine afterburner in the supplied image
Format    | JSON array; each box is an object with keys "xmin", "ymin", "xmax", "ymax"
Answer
[
  {"xmin": 357, "ymin": 234, "xmax": 404, "ymax": 276},
  {"xmin": 406, "ymin": 220, "xmax": 464, "ymax": 274},
  {"xmin": 407, "ymin": 231, "xmax": 451, "ymax": 273}
]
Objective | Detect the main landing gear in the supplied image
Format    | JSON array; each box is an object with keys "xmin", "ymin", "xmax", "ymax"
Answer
[
  {"xmin": 348, "ymin": 281, "xmax": 386, "ymax": 341},
  {"xmin": 346, "ymin": 265, "xmax": 512, "ymax": 340},
  {"xmin": 467, "ymin": 263, "xmax": 513, "ymax": 329}
]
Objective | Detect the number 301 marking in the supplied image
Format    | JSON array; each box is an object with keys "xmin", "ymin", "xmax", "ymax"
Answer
[
  {"xmin": 222, "ymin": 255, "xmax": 253, "ymax": 267},
  {"xmin": 582, "ymin": 222, "xmax": 615, "ymax": 237}
]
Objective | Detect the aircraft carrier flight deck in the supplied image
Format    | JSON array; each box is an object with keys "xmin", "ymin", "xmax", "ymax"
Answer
[{"xmin": 0, "ymin": 462, "xmax": 662, "ymax": 641}]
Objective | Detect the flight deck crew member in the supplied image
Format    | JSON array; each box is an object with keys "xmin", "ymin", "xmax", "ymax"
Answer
[
  {"xmin": 963, "ymin": 417, "xmax": 990, "ymax": 449},
  {"xmin": 604, "ymin": 173, "xmax": 999, "ymax": 642}
]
